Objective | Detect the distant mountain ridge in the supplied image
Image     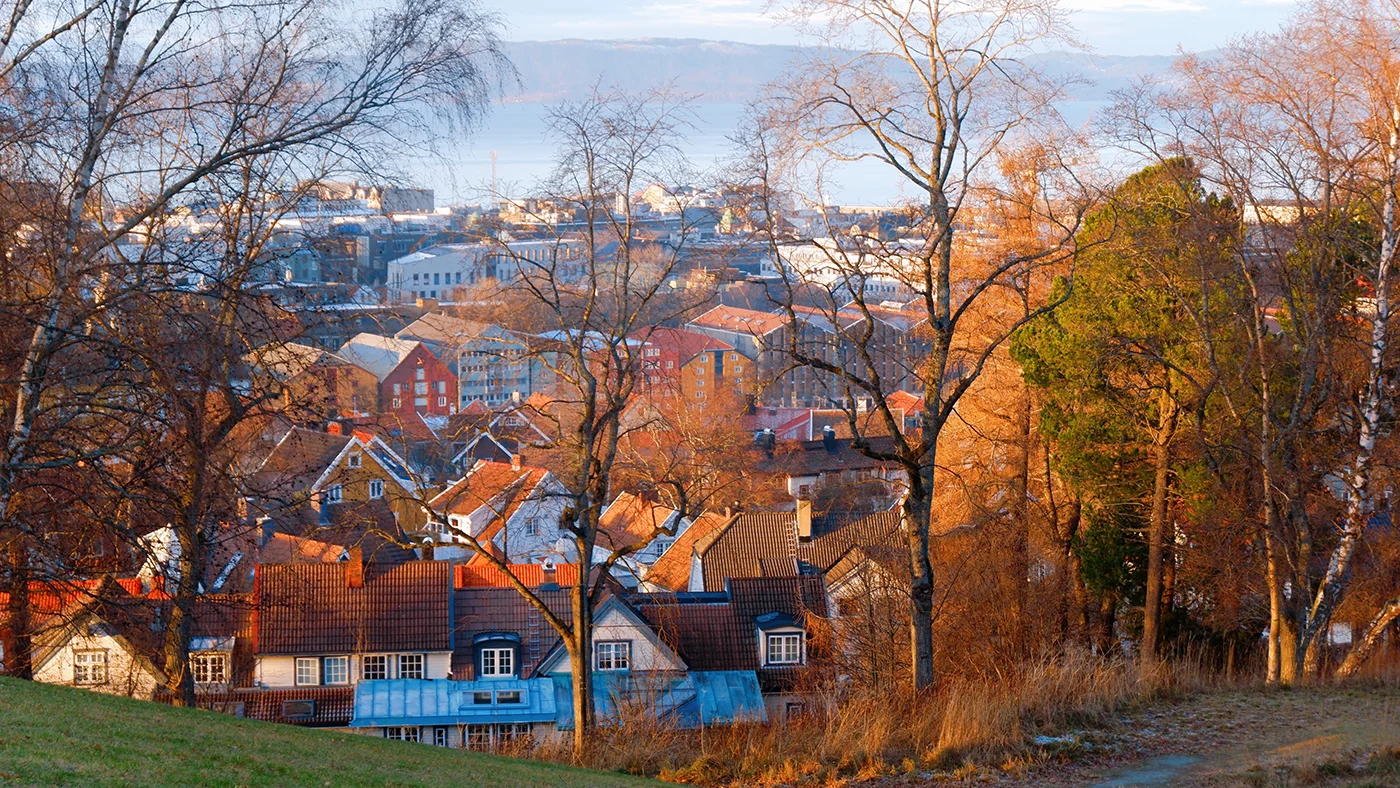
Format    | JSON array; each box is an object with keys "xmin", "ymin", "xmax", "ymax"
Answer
[{"xmin": 501, "ymin": 38, "xmax": 1185, "ymax": 105}]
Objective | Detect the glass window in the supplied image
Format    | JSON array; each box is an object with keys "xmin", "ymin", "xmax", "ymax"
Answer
[
  {"xmin": 392, "ymin": 383, "xmax": 401, "ymax": 395},
  {"xmin": 398, "ymin": 653, "xmax": 424, "ymax": 679},
  {"xmin": 495, "ymin": 690, "xmax": 522, "ymax": 704},
  {"xmin": 362, "ymin": 655, "xmax": 388, "ymax": 680},
  {"xmin": 347, "ymin": 453, "xmax": 361, "ymax": 468},
  {"xmin": 323, "ymin": 656, "xmax": 349, "ymax": 685},
  {"xmin": 595, "ymin": 641, "xmax": 631, "ymax": 671},
  {"xmin": 498, "ymin": 723, "xmax": 531, "ymax": 748},
  {"xmin": 368, "ymin": 479, "xmax": 384, "ymax": 500},
  {"xmin": 74, "ymin": 650, "xmax": 107, "ymax": 685},
  {"xmin": 766, "ymin": 633, "xmax": 803, "ymax": 665},
  {"xmin": 480, "ymin": 647, "xmax": 514, "ymax": 677},
  {"xmin": 436, "ymin": 381, "xmax": 446, "ymax": 394},
  {"xmin": 415, "ymin": 368, "xmax": 425, "ymax": 381},
  {"xmin": 473, "ymin": 691, "xmax": 492, "ymax": 705},
  {"xmin": 323, "ymin": 484, "xmax": 342, "ymax": 504},
  {"xmin": 391, "ymin": 397, "xmax": 401, "ymax": 409},
  {"xmin": 438, "ymin": 397, "xmax": 447, "ymax": 407},
  {"xmin": 521, "ymin": 518, "xmax": 540, "ymax": 537},
  {"xmin": 466, "ymin": 724, "xmax": 492, "ymax": 751},
  {"xmin": 295, "ymin": 657, "xmax": 319, "ymax": 686},
  {"xmin": 191, "ymin": 653, "xmax": 227, "ymax": 684},
  {"xmin": 384, "ymin": 727, "xmax": 421, "ymax": 742},
  {"xmin": 433, "ymin": 726, "xmax": 448, "ymax": 747}
]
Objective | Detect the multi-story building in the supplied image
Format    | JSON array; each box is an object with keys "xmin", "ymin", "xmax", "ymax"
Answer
[
  {"xmin": 396, "ymin": 314, "xmax": 554, "ymax": 409},
  {"xmin": 338, "ymin": 334, "xmax": 457, "ymax": 417},
  {"xmin": 686, "ymin": 305, "xmax": 844, "ymax": 408},
  {"xmin": 385, "ymin": 240, "xmax": 586, "ymax": 302}
]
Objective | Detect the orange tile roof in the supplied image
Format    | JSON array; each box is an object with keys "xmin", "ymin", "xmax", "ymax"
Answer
[
  {"xmin": 688, "ymin": 305, "xmax": 787, "ymax": 337},
  {"xmin": 429, "ymin": 460, "xmax": 551, "ymax": 522},
  {"xmin": 597, "ymin": 491, "xmax": 681, "ymax": 552},
  {"xmin": 453, "ymin": 563, "xmax": 580, "ymax": 588},
  {"xmin": 258, "ymin": 532, "xmax": 347, "ymax": 563},
  {"xmin": 641, "ymin": 510, "xmax": 734, "ymax": 592}
]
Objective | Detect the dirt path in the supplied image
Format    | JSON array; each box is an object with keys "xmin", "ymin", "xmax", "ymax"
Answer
[{"xmin": 1011, "ymin": 687, "xmax": 1400, "ymax": 787}]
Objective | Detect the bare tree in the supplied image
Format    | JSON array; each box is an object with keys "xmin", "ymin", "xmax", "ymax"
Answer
[
  {"xmin": 748, "ymin": 0, "xmax": 1092, "ymax": 689},
  {"xmin": 431, "ymin": 88, "xmax": 716, "ymax": 759},
  {"xmin": 0, "ymin": 0, "xmax": 506, "ymax": 680}
]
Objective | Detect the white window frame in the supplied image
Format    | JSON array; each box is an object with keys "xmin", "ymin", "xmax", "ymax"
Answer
[
  {"xmin": 361, "ymin": 654, "xmax": 388, "ymax": 680},
  {"xmin": 397, "ymin": 653, "xmax": 425, "ymax": 680},
  {"xmin": 433, "ymin": 726, "xmax": 449, "ymax": 747},
  {"xmin": 480, "ymin": 647, "xmax": 514, "ymax": 678},
  {"xmin": 595, "ymin": 641, "xmax": 631, "ymax": 672},
  {"xmin": 765, "ymin": 632, "xmax": 804, "ymax": 666},
  {"xmin": 323, "ymin": 484, "xmax": 342, "ymax": 504},
  {"xmin": 384, "ymin": 727, "xmax": 421, "ymax": 742},
  {"xmin": 323, "ymin": 655, "xmax": 350, "ymax": 685},
  {"xmin": 191, "ymin": 652, "xmax": 228, "ymax": 685},
  {"xmin": 347, "ymin": 453, "xmax": 362, "ymax": 469},
  {"xmin": 368, "ymin": 479, "xmax": 385, "ymax": 500},
  {"xmin": 74, "ymin": 649, "xmax": 108, "ymax": 685},
  {"xmin": 295, "ymin": 657, "xmax": 320, "ymax": 686}
]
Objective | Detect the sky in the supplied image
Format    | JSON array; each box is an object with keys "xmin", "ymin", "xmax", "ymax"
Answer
[{"xmin": 485, "ymin": 0, "xmax": 1298, "ymax": 57}]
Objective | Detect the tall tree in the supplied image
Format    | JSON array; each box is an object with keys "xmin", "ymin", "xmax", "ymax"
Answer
[
  {"xmin": 1011, "ymin": 158, "xmax": 1236, "ymax": 672},
  {"xmin": 748, "ymin": 0, "xmax": 1091, "ymax": 689}
]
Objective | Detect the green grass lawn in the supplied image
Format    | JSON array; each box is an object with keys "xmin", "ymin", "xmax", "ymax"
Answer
[{"xmin": 0, "ymin": 678, "xmax": 668, "ymax": 787}]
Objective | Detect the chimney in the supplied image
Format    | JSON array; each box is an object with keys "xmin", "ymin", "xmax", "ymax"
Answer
[
  {"xmin": 796, "ymin": 498, "xmax": 813, "ymax": 542},
  {"xmin": 510, "ymin": 453, "xmax": 523, "ymax": 471},
  {"xmin": 346, "ymin": 547, "xmax": 364, "ymax": 588},
  {"xmin": 326, "ymin": 422, "xmax": 342, "ymax": 435},
  {"xmin": 540, "ymin": 559, "xmax": 559, "ymax": 591},
  {"xmin": 822, "ymin": 425, "xmax": 838, "ymax": 454}
]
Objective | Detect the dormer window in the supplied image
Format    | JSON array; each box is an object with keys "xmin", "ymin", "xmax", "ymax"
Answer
[
  {"xmin": 765, "ymin": 633, "xmax": 804, "ymax": 665},
  {"xmin": 480, "ymin": 647, "xmax": 514, "ymax": 677},
  {"xmin": 756, "ymin": 611, "xmax": 807, "ymax": 666},
  {"xmin": 473, "ymin": 632, "xmax": 520, "ymax": 679},
  {"xmin": 595, "ymin": 641, "xmax": 631, "ymax": 671}
]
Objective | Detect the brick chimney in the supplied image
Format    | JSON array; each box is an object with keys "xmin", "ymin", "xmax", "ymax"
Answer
[
  {"xmin": 326, "ymin": 422, "xmax": 342, "ymax": 435},
  {"xmin": 540, "ymin": 560, "xmax": 559, "ymax": 590},
  {"xmin": 346, "ymin": 547, "xmax": 365, "ymax": 588},
  {"xmin": 510, "ymin": 453, "xmax": 523, "ymax": 471},
  {"xmin": 821, "ymin": 424, "xmax": 837, "ymax": 454}
]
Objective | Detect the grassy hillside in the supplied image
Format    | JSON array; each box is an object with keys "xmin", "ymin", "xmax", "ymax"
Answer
[{"xmin": 0, "ymin": 678, "xmax": 667, "ymax": 787}]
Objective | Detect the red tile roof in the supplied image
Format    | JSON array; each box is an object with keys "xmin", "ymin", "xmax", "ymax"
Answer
[
  {"xmin": 258, "ymin": 533, "xmax": 347, "ymax": 564},
  {"xmin": 688, "ymin": 509, "xmax": 902, "ymax": 592},
  {"xmin": 254, "ymin": 561, "xmax": 452, "ymax": 655},
  {"xmin": 184, "ymin": 687, "xmax": 355, "ymax": 727}
]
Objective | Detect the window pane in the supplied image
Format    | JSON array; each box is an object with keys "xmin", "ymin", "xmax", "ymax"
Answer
[
  {"xmin": 323, "ymin": 656, "xmax": 349, "ymax": 684},
  {"xmin": 295, "ymin": 658, "xmax": 318, "ymax": 685},
  {"xmin": 398, "ymin": 654, "xmax": 424, "ymax": 679},
  {"xmin": 362, "ymin": 655, "xmax": 387, "ymax": 680}
]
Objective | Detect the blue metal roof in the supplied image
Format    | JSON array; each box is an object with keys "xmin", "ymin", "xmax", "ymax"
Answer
[
  {"xmin": 552, "ymin": 671, "xmax": 767, "ymax": 731},
  {"xmin": 350, "ymin": 678, "xmax": 557, "ymax": 727}
]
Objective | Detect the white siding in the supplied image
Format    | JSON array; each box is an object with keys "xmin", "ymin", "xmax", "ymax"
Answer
[
  {"xmin": 592, "ymin": 606, "xmax": 685, "ymax": 673},
  {"xmin": 34, "ymin": 633, "xmax": 160, "ymax": 699}
]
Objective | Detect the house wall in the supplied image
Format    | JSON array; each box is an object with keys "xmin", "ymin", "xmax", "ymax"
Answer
[
  {"xmin": 283, "ymin": 362, "xmax": 379, "ymax": 420},
  {"xmin": 35, "ymin": 632, "xmax": 160, "ymax": 699},
  {"xmin": 496, "ymin": 492, "xmax": 572, "ymax": 564},
  {"xmin": 316, "ymin": 439, "xmax": 425, "ymax": 530},
  {"xmin": 256, "ymin": 651, "xmax": 453, "ymax": 688},
  {"xmin": 590, "ymin": 606, "xmax": 685, "ymax": 673},
  {"xmin": 380, "ymin": 344, "xmax": 457, "ymax": 417}
]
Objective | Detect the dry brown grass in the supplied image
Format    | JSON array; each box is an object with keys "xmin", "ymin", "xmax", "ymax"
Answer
[{"xmin": 533, "ymin": 649, "xmax": 1220, "ymax": 786}]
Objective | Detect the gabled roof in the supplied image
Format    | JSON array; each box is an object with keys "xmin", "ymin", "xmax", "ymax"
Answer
[
  {"xmin": 429, "ymin": 460, "xmax": 554, "ymax": 538},
  {"xmin": 259, "ymin": 533, "xmax": 348, "ymax": 564},
  {"xmin": 597, "ymin": 492, "xmax": 682, "ymax": 553},
  {"xmin": 31, "ymin": 578, "xmax": 169, "ymax": 680},
  {"xmin": 635, "ymin": 327, "xmax": 734, "ymax": 366},
  {"xmin": 642, "ymin": 511, "xmax": 734, "ymax": 592},
  {"xmin": 246, "ymin": 341, "xmax": 361, "ymax": 382},
  {"xmin": 251, "ymin": 427, "xmax": 353, "ymax": 497},
  {"xmin": 688, "ymin": 305, "xmax": 787, "ymax": 337},
  {"xmin": 395, "ymin": 313, "xmax": 491, "ymax": 347},
  {"xmin": 254, "ymin": 561, "xmax": 452, "ymax": 655},
  {"xmin": 759, "ymin": 434, "xmax": 905, "ymax": 478},
  {"xmin": 688, "ymin": 509, "xmax": 903, "ymax": 592},
  {"xmin": 337, "ymin": 333, "xmax": 425, "ymax": 382}
]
